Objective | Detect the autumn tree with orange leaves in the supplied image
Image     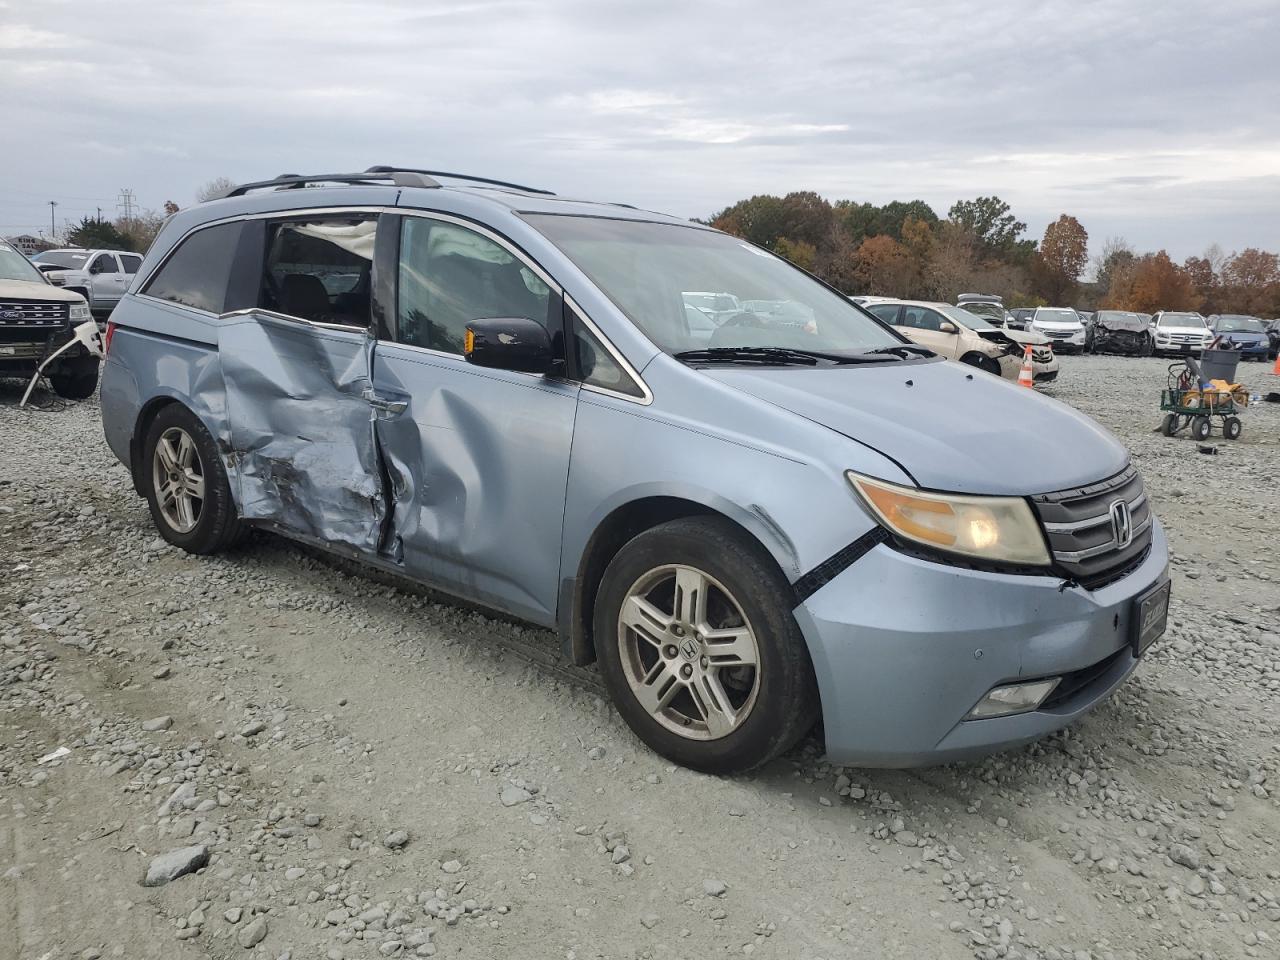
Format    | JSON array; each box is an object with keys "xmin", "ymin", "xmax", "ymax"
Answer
[
  {"xmin": 1105, "ymin": 251, "xmax": 1202, "ymax": 313},
  {"xmin": 1033, "ymin": 215, "xmax": 1089, "ymax": 304}
]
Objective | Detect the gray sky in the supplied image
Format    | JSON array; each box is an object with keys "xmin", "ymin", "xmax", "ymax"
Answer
[{"xmin": 2, "ymin": 0, "xmax": 1277, "ymax": 261}]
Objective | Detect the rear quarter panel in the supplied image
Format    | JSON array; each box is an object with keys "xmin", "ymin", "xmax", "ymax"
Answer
[{"xmin": 100, "ymin": 296, "xmax": 226, "ymax": 478}]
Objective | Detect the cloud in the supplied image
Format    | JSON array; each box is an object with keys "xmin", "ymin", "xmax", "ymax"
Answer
[{"xmin": 0, "ymin": 0, "xmax": 1275, "ymax": 258}]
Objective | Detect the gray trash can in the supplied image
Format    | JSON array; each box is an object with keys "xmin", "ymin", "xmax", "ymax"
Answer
[{"xmin": 1199, "ymin": 348, "xmax": 1240, "ymax": 383}]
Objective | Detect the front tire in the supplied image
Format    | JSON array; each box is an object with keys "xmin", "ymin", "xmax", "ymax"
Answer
[
  {"xmin": 142, "ymin": 405, "xmax": 244, "ymax": 554},
  {"xmin": 959, "ymin": 352, "xmax": 1001, "ymax": 376},
  {"xmin": 50, "ymin": 356, "xmax": 99, "ymax": 400},
  {"xmin": 1191, "ymin": 416, "xmax": 1212, "ymax": 441},
  {"xmin": 594, "ymin": 516, "xmax": 819, "ymax": 774}
]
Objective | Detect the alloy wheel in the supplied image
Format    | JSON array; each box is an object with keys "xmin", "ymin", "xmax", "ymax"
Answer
[
  {"xmin": 616, "ymin": 564, "xmax": 761, "ymax": 740},
  {"xmin": 152, "ymin": 426, "xmax": 205, "ymax": 533}
]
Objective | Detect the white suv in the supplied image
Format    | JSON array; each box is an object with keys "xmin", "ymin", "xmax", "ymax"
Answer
[
  {"xmin": 32, "ymin": 248, "xmax": 144, "ymax": 317},
  {"xmin": 1029, "ymin": 307, "xmax": 1087, "ymax": 354},
  {"xmin": 1149, "ymin": 311, "xmax": 1211, "ymax": 357}
]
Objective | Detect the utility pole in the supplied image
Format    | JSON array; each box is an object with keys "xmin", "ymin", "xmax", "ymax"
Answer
[
  {"xmin": 49, "ymin": 200, "xmax": 58, "ymax": 238},
  {"xmin": 96, "ymin": 206, "xmax": 103, "ymax": 222}
]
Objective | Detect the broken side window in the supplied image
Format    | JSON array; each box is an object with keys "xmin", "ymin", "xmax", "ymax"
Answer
[{"xmin": 261, "ymin": 218, "xmax": 377, "ymax": 327}]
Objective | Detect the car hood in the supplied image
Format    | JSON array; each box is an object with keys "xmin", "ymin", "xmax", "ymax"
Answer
[
  {"xmin": 1156, "ymin": 325, "xmax": 1209, "ymax": 335},
  {"xmin": 1000, "ymin": 327, "xmax": 1049, "ymax": 346},
  {"xmin": 1215, "ymin": 331, "xmax": 1267, "ymax": 344},
  {"xmin": 0, "ymin": 278, "xmax": 86, "ymax": 302},
  {"xmin": 703, "ymin": 360, "xmax": 1129, "ymax": 495},
  {"xmin": 1033, "ymin": 320, "xmax": 1084, "ymax": 331}
]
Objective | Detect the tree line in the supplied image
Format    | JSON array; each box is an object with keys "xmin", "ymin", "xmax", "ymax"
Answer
[{"xmin": 707, "ymin": 192, "xmax": 1280, "ymax": 316}]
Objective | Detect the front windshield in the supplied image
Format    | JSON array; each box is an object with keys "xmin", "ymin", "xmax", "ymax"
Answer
[
  {"xmin": 1158, "ymin": 312, "xmax": 1206, "ymax": 327},
  {"xmin": 939, "ymin": 303, "xmax": 996, "ymax": 331},
  {"xmin": 527, "ymin": 216, "xmax": 901, "ymax": 356},
  {"xmin": 1214, "ymin": 315, "xmax": 1264, "ymax": 333},
  {"xmin": 32, "ymin": 250, "xmax": 89, "ymax": 269},
  {"xmin": 0, "ymin": 244, "xmax": 47, "ymax": 284},
  {"xmin": 1035, "ymin": 308, "xmax": 1082, "ymax": 324}
]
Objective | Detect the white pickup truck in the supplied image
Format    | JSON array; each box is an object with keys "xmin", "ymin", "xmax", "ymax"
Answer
[{"xmin": 31, "ymin": 247, "xmax": 144, "ymax": 318}]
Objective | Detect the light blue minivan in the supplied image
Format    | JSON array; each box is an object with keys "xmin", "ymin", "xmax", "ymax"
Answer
[{"xmin": 99, "ymin": 168, "xmax": 1169, "ymax": 773}]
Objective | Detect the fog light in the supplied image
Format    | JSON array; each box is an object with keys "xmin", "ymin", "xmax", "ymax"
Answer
[{"xmin": 966, "ymin": 678, "xmax": 1060, "ymax": 720}]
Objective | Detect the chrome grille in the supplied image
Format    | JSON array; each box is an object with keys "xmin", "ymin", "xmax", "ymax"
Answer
[
  {"xmin": 0, "ymin": 300, "xmax": 70, "ymax": 325},
  {"xmin": 1031, "ymin": 465, "xmax": 1153, "ymax": 589},
  {"xmin": 1032, "ymin": 347, "xmax": 1054, "ymax": 363}
]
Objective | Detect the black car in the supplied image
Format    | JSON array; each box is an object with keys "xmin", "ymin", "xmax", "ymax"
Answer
[{"xmin": 1086, "ymin": 310, "xmax": 1152, "ymax": 356}]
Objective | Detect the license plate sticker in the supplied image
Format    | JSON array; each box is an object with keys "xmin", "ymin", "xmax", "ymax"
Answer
[{"xmin": 1134, "ymin": 581, "xmax": 1170, "ymax": 656}]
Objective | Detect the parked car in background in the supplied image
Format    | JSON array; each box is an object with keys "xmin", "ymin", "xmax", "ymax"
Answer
[
  {"xmin": 31, "ymin": 248, "xmax": 144, "ymax": 318},
  {"xmin": 1207, "ymin": 314, "xmax": 1270, "ymax": 361},
  {"xmin": 1007, "ymin": 308, "xmax": 1035, "ymax": 330},
  {"xmin": 864, "ymin": 299, "xmax": 1058, "ymax": 382},
  {"xmin": 1086, "ymin": 311, "xmax": 1153, "ymax": 356},
  {"xmin": 1030, "ymin": 307, "xmax": 1087, "ymax": 353},
  {"xmin": 955, "ymin": 293, "xmax": 1019, "ymax": 328},
  {"xmin": 681, "ymin": 291, "xmax": 741, "ymax": 325},
  {"xmin": 98, "ymin": 167, "xmax": 1167, "ymax": 772},
  {"xmin": 1267, "ymin": 319, "xmax": 1280, "ymax": 360},
  {"xmin": 0, "ymin": 239, "xmax": 99, "ymax": 398},
  {"xmin": 1149, "ymin": 311, "xmax": 1211, "ymax": 357}
]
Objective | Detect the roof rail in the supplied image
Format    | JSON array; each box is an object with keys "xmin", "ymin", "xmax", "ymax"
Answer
[
  {"xmin": 364, "ymin": 166, "xmax": 555, "ymax": 196},
  {"xmin": 214, "ymin": 170, "xmax": 440, "ymax": 200}
]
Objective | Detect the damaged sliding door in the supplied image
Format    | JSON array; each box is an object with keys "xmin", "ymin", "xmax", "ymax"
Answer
[{"xmin": 219, "ymin": 214, "xmax": 389, "ymax": 553}]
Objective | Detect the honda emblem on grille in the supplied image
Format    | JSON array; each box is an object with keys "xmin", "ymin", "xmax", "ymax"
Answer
[{"xmin": 1109, "ymin": 499, "xmax": 1132, "ymax": 549}]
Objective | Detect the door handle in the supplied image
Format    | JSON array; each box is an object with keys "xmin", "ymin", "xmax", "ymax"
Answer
[{"xmin": 362, "ymin": 388, "xmax": 407, "ymax": 416}]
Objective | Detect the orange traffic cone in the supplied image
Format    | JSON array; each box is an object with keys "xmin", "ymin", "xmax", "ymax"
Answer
[
  {"xmin": 1273, "ymin": 352, "xmax": 1280, "ymax": 376},
  {"xmin": 1017, "ymin": 344, "xmax": 1035, "ymax": 388}
]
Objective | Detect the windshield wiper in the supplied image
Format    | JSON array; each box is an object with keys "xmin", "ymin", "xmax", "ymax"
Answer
[
  {"xmin": 861, "ymin": 344, "xmax": 935, "ymax": 359},
  {"xmin": 674, "ymin": 346, "xmax": 892, "ymax": 366}
]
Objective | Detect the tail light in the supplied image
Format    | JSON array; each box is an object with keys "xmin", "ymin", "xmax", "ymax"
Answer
[{"xmin": 103, "ymin": 321, "xmax": 117, "ymax": 356}]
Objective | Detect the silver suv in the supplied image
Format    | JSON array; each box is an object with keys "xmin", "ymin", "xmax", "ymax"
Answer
[
  {"xmin": 98, "ymin": 167, "xmax": 1169, "ymax": 772},
  {"xmin": 33, "ymin": 248, "xmax": 143, "ymax": 317}
]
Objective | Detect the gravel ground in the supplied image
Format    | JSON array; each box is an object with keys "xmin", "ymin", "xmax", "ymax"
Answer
[{"xmin": 1, "ymin": 354, "xmax": 1278, "ymax": 960}]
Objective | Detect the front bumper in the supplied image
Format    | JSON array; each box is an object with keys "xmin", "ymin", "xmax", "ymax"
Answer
[{"xmin": 793, "ymin": 518, "xmax": 1168, "ymax": 767}]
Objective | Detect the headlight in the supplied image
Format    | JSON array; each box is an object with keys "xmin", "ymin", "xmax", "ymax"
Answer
[
  {"xmin": 846, "ymin": 472, "xmax": 1051, "ymax": 566},
  {"xmin": 70, "ymin": 302, "xmax": 92, "ymax": 322}
]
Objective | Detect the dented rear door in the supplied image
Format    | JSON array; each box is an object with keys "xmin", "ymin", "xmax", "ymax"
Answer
[
  {"xmin": 221, "ymin": 314, "xmax": 386, "ymax": 551},
  {"xmin": 220, "ymin": 212, "xmax": 388, "ymax": 553}
]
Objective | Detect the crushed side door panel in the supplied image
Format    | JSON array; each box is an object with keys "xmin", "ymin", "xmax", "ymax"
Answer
[{"xmin": 219, "ymin": 314, "xmax": 385, "ymax": 552}]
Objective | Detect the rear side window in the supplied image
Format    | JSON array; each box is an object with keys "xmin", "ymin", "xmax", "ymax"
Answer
[
  {"xmin": 397, "ymin": 217, "xmax": 554, "ymax": 354},
  {"xmin": 119, "ymin": 254, "xmax": 142, "ymax": 274},
  {"xmin": 261, "ymin": 217, "xmax": 377, "ymax": 326},
  {"xmin": 142, "ymin": 222, "xmax": 242, "ymax": 313},
  {"xmin": 868, "ymin": 304, "xmax": 900, "ymax": 323},
  {"xmin": 901, "ymin": 306, "xmax": 941, "ymax": 331},
  {"xmin": 90, "ymin": 253, "xmax": 118, "ymax": 273}
]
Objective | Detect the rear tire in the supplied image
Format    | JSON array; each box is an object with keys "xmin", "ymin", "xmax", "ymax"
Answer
[
  {"xmin": 142, "ymin": 404, "xmax": 245, "ymax": 554},
  {"xmin": 50, "ymin": 356, "xmax": 99, "ymax": 400},
  {"xmin": 1191, "ymin": 416, "xmax": 1212, "ymax": 441},
  {"xmin": 1161, "ymin": 413, "xmax": 1179, "ymax": 437},
  {"xmin": 1223, "ymin": 416, "xmax": 1242, "ymax": 440},
  {"xmin": 594, "ymin": 516, "xmax": 819, "ymax": 774}
]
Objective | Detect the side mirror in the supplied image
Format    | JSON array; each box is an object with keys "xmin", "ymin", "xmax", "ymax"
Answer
[
  {"xmin": 938, "ymin": 321, "xmax": 958, "ymax": 334},
  {"xmin": 464, "ymin": 317, "xmax": 554, "ymax": 374}
]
